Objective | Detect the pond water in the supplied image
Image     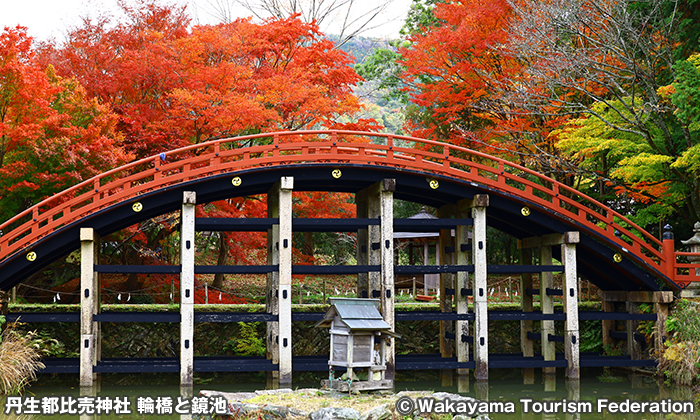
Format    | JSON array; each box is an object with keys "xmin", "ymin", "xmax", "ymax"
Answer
[{"xmin": 2, "ymin": 368, "xmax": 698, "ymax": 419}]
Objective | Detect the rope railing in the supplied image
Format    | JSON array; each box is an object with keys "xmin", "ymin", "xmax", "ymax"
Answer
[{"xmin": 0, "ymin": 130, "xmax": 682, "ymax": 284}]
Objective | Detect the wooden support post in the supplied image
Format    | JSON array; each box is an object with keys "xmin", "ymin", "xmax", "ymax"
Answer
[
  {"xmin": 438, "ymin": 204, "xmax": 456, "ymax": 360},
  {"xmin": 562, "ymin": 232, "xmax": 580, "ymax": 380},
  {"xmin": 602, "ymin": 297, "xmax": 615, "ymax": 352},
  {"xmin": 267, "ymin": 185, "xmax": 280, "ymax": 381},
  {"xmin": 363, "ymin": 179, "xmax": 396, "ymax": 379},
  {"xmin": 654, "ymin": 292, "xmax": 672, "ymax": 363},
  {"xmin": 471, "ymin": 195, "xmax": 489, "ymax": 381},
  {"xmin": 180, "ymin": 191, "xmax": 196, "ymax": 387},
  {"xmin": 80, "ymin": 227, "xmax": 100, "ymax": 387},
  {"xmin": 266, "ymin": 178, "xmax": 294, "ymax": 385},
  {"xmin": 367, "ymin": 186, "xmax": 382, "ymax": 301},
  {"xmin": 627, "ymin": 298, "xmax": 642, "ymax": 361},
  {"xmin": 356, "ymin": 191, "xmax": 369, "ymax": 298},
  {"xmin": 519, "ymin": 247, "xmax": 534, "ymax": 384},
  {"xmin": 456, "ymin": 199, "xmax": 471, "ymax": 379},
  {"xmin": 278, "ymin": 178, "xmax": 294, "ymax": 385},
  {"xmin": 380, "ymin": 180, "xmax": 396, "ymax": 381},
  {"xmin": 346, "ymin": 334, "xmax": 355, "ymax": 380},
  {"xmin": 423, "ymin": 242, "xmax": 429, "ymax": 294},
  {"xmin": 540, "ymin": 242, "xmax": 556, "ymax": 377}
]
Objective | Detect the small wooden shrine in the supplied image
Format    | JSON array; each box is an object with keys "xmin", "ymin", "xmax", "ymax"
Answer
[{"xmin": 316, "ymin": 298, "xmax": 399, "ymax": 391}]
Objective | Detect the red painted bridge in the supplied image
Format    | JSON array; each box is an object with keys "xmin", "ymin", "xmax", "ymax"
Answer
[{"xmin": 0, "ymin": 130, "xmax": 698, "ymax": 291}]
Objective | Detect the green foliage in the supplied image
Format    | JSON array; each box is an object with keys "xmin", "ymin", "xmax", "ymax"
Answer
[
  {"xmin": 665, "ymin": 300, "xmax": 700, "ymax": 342},
  {"xmin": 603, "ymin": 343, "xmax": 625, "ymax": 357},
  {"xmin": 659, "ymin": 299, "xmax": 700, "ymax": 386},
  {"xmin": 400, "ymin": 0, "xmax": 446, "ymax": 37},
  {"xmin": 636, "ymin": 303, "xmax": 656, "ymax": 340},
  {"xmin": 228, "ymin": 322, "xmax": 266, "ymax": 357},
  {"xmin": 671, "ymin": 54, "xmax": 700, "ymax": 132},
  {"xmin": 355, "ymin": 43, "xmax": 409, "ymax": 104},
  {"xmin": 579, "ymin": 320, "xmax": 603, "ymax": 353}
]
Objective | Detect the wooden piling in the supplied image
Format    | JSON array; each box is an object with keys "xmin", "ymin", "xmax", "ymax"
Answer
[
  {"xmin": 654, "ymin": 292, "xmax": 672, "ymax": 365},
  {"xmin": 180, "ymin": 191, "xmax": 196, "ymax": 387},
  {"xmin": 273, "ymin": 177, "xmax": 294, "ymax": 385},
  {"xmin": 562, "ymin": 232, "xmax": 580, "ymax": 380},
  {"xmin": 540, "ymin": 242, "xmax": 556, "ymax": 377},
  {"xmin": 519, "ymin": 246, "xmax": 534, "ymax": 384},
  {"xmin": 438, "ymin": 204, "xmax": 456, "ymax": 361},
  {"xmin": 356, "ymin": 190, "xmax": 369, "ymax": 298},
  {"xmin": 267, "ymin": 185, "xmax": 280, "ymax": 380},
  {"xmin": 470, "ymin": 195, "xmax": 489, "ymax": 381},
  {"xmin": 80, "ymin": 227, "xmax": 100, "ymax": 387},
  {"xmin": 364, "ymin": 179, "xmax": 396, "ymax": 379},
  {"xmin": 456, "ymin": 199, "xmax": 471, "ymax": 379}
]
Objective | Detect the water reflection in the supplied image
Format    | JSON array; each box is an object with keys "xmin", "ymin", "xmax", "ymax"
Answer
[{"xmin": 1, "ymin": 368, "xmax": 697, "ymax": 419}]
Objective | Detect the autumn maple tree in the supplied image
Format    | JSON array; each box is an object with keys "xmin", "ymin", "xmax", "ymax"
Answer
[
  {"xmin": 0, "ymin": 26, "xmax": 129, "ymax": 223},
  {"xmin": 506, "ymin": 0, "xmax": 700, "ymax": 228},
  {"xmin": 369, "ymin": 0, "xmax": 700, "ymax": 232},
  {"xmin": 26, "ymin": 0, "xmax": 371, "ymax": 295},
  {"xmin": 41, "ymin": 1, "xmax": 364, "ymax": 158},
  {"xmin": 384, "ymin": 0, "xmax": 574, "ymax": 178}
]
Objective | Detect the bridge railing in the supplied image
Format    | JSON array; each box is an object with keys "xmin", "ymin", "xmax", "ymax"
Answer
[
  {"xmin": 673, "ymin": 252, "xmax": 700, "ymax": 287},
  {"xmin": 0, "ymin": 130, "xmax": 678, "ymax": 284}
]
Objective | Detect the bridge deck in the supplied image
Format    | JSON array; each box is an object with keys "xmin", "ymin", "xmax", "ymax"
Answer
[{"xmin": 1, "ymin": 130, "xmax": 697, "ymax": 291}]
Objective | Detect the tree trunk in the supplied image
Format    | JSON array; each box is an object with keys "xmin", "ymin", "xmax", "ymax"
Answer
[
  {"xmin": 302, "ymin": 231, "xmax": 314, "ymax": 258},
  {"xmin": 213, "ymin": 233, "xmax": 229, "ymax": 289}
]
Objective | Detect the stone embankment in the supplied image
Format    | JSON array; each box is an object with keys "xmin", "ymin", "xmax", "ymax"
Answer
[{"xmin": 197, "ymin": 388, "xmax": 489, "ymax": 420}]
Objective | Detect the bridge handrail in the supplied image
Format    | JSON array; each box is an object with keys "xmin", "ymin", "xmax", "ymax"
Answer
[
  {"xmin": 0, "ymin": 130, "xmax": 671, "ymax": 280},
  {"xmin": 674, "ymin": 251, "xmax": 700, "ymax": 286}
]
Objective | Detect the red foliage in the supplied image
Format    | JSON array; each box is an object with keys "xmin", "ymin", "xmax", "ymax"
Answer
[{"xmin": 41, "ymin": 3, "xmax": 364, "ymax": 159}]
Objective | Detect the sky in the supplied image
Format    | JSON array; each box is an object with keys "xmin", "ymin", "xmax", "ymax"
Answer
[{"xmin": 0, "ymin": 0, "xmax": 411, "ymax": 42}]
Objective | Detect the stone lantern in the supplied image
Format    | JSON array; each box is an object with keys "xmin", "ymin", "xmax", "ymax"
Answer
[{"xmin": 681, "ymin": 222, "xmax": 700, "ymax": 297}]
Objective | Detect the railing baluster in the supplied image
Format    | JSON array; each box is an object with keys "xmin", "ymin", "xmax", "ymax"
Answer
[
  {"xmin": 387, "ymin": 136, "xmax": 394, "ymax": 160},
  {"xmin": 154, "ymin": 156, "xmax": 162, "ymax": 181},
  {"xmin": 214, "ymin": 142, "xmax": 221, "ymax": 165}
]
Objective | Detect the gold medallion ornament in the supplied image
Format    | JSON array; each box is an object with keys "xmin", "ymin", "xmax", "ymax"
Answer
[
  {"xmin": 332, "ymin": 169, "xmax": 342, "ymax": 179},
  {"xmin": 26, "ymin": 252, "xmax": 37, "ymax": 262},
  {"xmin": 613, "ymin": 253, "xmax": 623, "ymax": 263},
  {"xmin": 132, "ymin": 202, "xmax": 143, "ymax": 212},
  {"xmin": 521, "ymin": 207, "xmax": 531, "ymax": 216},
  {"xmin": 231, "ymin": 177, "xmax": 242, "ymax": 187},
  {"xmin": 429, "ymin": 179, "xmax": 439, "ymax": 190}
]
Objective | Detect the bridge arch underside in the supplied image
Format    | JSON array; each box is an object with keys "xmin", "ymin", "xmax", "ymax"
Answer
[{"xmin": 1, "ymin": 164, "xmax": 667, "ymax": 292}]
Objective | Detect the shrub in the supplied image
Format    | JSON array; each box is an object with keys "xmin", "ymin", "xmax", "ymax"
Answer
[
  {"xmin": 658, "ymin": 341, "xmax": 700, "ymax": 386},
  {"xmin": 665, "ymin": 300, "xmax": 700, "ymax": 342},
  {"xmin": 659, "ymin": 299, "xmax": 700, "ymax": 386}
]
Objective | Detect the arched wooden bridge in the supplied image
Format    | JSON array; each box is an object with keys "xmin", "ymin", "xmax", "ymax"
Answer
[
  {"xmin": 1, "ymin": 130, "xmax": 698, "ymax": 387},
  {"xmin": 0, "ymin": 130, "xmax": 695, "ymax": 290}
]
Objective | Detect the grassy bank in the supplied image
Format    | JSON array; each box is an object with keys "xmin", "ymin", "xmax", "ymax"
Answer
[{"xmin": 0, "ymin": 319, "xmax": 45, "ymax": 394}]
